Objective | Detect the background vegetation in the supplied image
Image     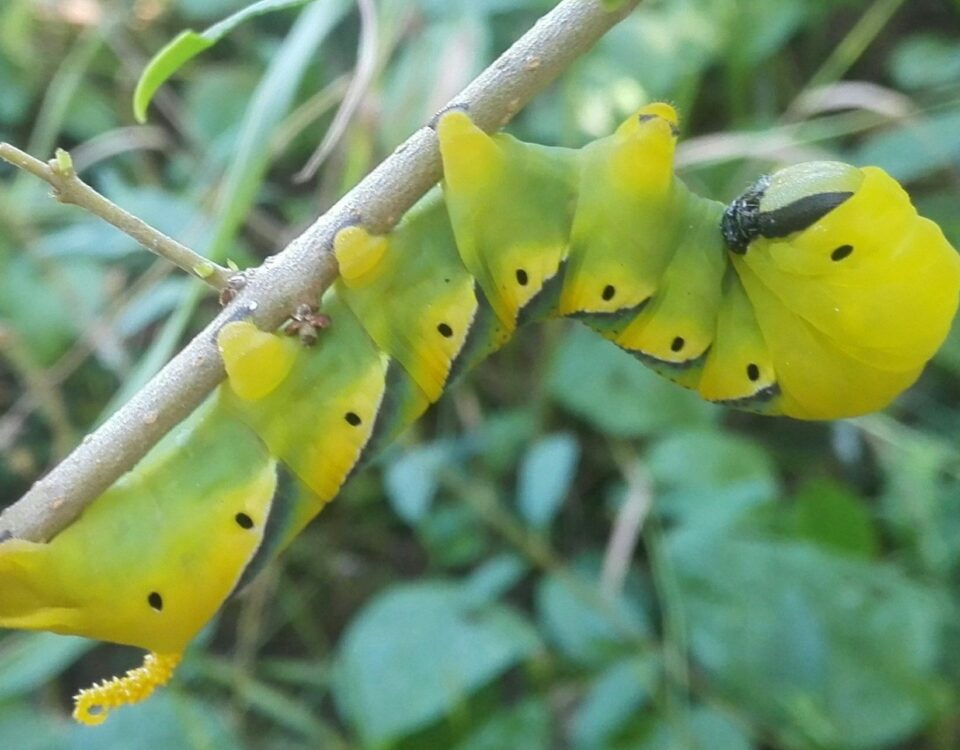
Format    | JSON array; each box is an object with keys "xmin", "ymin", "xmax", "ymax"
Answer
[{"xmin": 1, "ymin": 0, "xmax": 959, "ymax": 747}]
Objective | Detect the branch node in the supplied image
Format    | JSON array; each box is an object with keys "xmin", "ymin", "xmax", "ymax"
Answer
[{"xmin": 53, "ymin": 148, "xmax": 75, "ymax": 178}]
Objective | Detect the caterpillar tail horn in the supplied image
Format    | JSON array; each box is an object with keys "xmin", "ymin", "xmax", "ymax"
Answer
[{"xmin": 73, "ymin": 651, "xmax": 182, "ymax": 726}]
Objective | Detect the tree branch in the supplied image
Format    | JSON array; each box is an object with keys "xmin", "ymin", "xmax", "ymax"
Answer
[
  {"xmin": 0, "ymin": 0, "xmax": 639, "ymax": 543},
  {"xmin": 0, "ymin": 144, "xmax": 233, "ymax": 290}
]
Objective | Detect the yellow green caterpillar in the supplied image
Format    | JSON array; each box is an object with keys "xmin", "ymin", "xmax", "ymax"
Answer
[{"xmin": 1, "ymin": 103, "xmax": 957, "ymax": 724}]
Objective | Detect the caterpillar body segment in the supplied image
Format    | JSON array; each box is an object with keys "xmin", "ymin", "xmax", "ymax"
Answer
[
  {"xmin": 0, "ymin": 395, "xmax": 276, "ymax": 655},
  {"xmin": 697, "ymin": 272, "xmax": 779, "ymax": 412},
  {"xmin": 558, "ymin": 100, "xmax": 682, "ymax": 318},
  {"xmin": 730, "ymin": 163, "xmax": 960, "ymax": 417},
  {"xmin": 437, "ymin": 110, "xmax": 579, "ymax": 331},
  {"xmin": 333, "ymin": 197, "xmax": 480, "ymax": 403},
  {"xmin": 2, "ymin": 102, "xmax": 958, "ymax": 723}
]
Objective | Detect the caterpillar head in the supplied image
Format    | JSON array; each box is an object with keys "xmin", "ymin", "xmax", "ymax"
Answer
[
  {"xmin": 720, "ymin": 161, "xmax": 960, "ymax": 418},
  {"xmin": 721, "ymin": 161, "xmax": 864, "ymax": 254}
]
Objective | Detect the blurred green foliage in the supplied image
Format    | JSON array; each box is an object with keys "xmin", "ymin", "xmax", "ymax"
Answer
[{"xmin": 1, "ymin": 0, "xmax": 960, "ymax": 748}]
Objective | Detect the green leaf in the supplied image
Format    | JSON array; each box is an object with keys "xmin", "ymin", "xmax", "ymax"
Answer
[
  {"xmin": 536, "ymin": 563, "xmax": 650, "ymax": 666},
  {"xmin": 571, "ymin": 655, "xmax": 659, "ymax": 749},
  {"xmin": 418, "ymin": 505, "xmax": 491, "ymax": 568},
  {"xmin": 646, "ymin": 428, "xmax": 778, "ymax": 528},
  {"xmin": 516, "ymin": 432, "xmax": 580, "ymax": 529},
  {"xmin": 639, "ymin": 706, "xmax": 754, "ymax": 750},
  {"xmin": 792, "ymin": 478, "xmax": 879, "ymax": 559},
  {"xmin": 451, "ymin": 699, "xmax": 551, "ymax": 750},
  {"xmin": 850, "ymin": 106, "xmax": 960, "ymax": 183},
  {"xmin": 668, "ymin": 530, "xmax": 945, "ymax": 748},
  {"xmin": 0, "ymin": 256, "xmax": 103, "ymax": 366},
  {"xmin": 334, "ymin": 581, "xmax": 542, "ymax": 747},
  {"xmin": 876, "ymin": 424, "xmax": 960, "ymax": 575},
  {"xmin": 133, "ymin": 31, "xmax": 213, "ymax": 123},
  {"xmin": 133, "ymin": 0, "xmax": 315, "ymax": 122},
  {"xmin": 64, "ymin": 688, "xmax": 241, "ymax": 750},
  {"xmin": 472, "ymin": 408, "xmax": 539, "ymax": 474},
  {"xmin": 0, "ymin": 703, "xmax": 66, "ymax": 750},
  {"xmin": 462, "ymin": 553, "xmax": 528, "ymax": 607},
  {"xmin": 647, "ymin": 428, "xmax": 774, "ymax": 491},
  {"xmin": 548, "ymin": 326, "xmax": 716, "ymax": 438},
  {"xmin": 384, "ymin": 441, "xmax": 457, "ymax": 523},
  {"xmin": 890, "ymin": 34, "xmax": 960, "ymax": 90},
  {"xmin": 0, "ymin": 633, "xmax": 92, "ymax": 701}
]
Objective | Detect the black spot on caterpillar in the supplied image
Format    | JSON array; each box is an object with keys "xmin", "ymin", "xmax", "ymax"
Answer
[{"xmin": 831, "ymin": 244, "xmax": 854, "ymax": 261}]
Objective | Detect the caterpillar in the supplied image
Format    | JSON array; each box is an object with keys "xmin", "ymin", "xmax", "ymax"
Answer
[{"xmin": 1, "ymin": 103, "xmax": 957, "ymax": 725}]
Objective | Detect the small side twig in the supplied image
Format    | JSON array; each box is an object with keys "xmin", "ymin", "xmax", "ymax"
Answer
[
  {"xmin": 601, "ymin": 446, "xmax": 654, "ymax": 597},
  {"xmin": 293, "ymin": 0, "xmax": 379, "ymax": 183},
  {"xmin": 0, "ymin": 326, "xmax": 76, "ymax": 459},
  {"xmin": 0, "ymin": 144, "xmax": 233, "ymax": 290}
]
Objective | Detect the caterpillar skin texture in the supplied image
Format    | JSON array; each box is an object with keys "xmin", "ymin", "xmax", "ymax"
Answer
[{"xmin": 1, "ymin": 103, "xmax": 957, "ymax": 723}]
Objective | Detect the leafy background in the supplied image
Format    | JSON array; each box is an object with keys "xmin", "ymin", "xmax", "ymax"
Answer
[{"xmin": 1, "ymin": 0, "xmax": 959, "ymax": 748}]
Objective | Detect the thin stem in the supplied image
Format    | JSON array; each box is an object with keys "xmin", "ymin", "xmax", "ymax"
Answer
[
  {"xmin": 0, "ymin": 0, "xmax": 640, "ymax": 544},
  {"xmin": 806, "ymin": 0, "xmax": 907, "ymax": 91},
  {"xmin": 0, "ymin": 326, "xmax": 76, "ymax": 460},
  {"xmin": 293, "ymin": 0, "xmax": 380, "ymax": 182},
  {"xmin": 0, "ymin": 143, "xmax": 233, "ymax": 290},
  {"xmin": 601, "ymin": 444, "xmax": 653, "ymax": 597},
  {"xmin": 451, "ymin": 473, "xmax": 653, "ymax": 648}
]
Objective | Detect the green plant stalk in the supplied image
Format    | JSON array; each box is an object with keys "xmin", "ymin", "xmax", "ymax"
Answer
[{"xmin": 0, "ymin": 144, "xmax": 233, "ymax": 289}]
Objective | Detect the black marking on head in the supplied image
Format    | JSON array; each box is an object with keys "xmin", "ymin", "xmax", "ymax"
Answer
[
  {"xmin": 746, "ymin": 363, "xmax": 761, "ymax": 381},
  {"xmin": 437, "ymin": 322, "xmax": 453, "ymax": 338},
  {"xmin": 670, "ymin": 336, "xmax": 685, "ymax": 353},
  {"xmin": 831, "ymin": 244, "xmax": 854, "ymax": 261},
  {"xmin": 148, "ymin": 592, "xmax": 163, "ymax": 611},
  {"xmin": 515, "ymin": 268, "xmax": 529, "ymax": 286},
  {"xmin": 235, "ymin": 512, "xmax": 254, "ymax": 529},
  {"xmin": 602, "ymin": 284, "xmax": 616, "ymax": 301},
  {"xmin": 722, "ymin": 176, "xmax": 853, "ymax": 253},
  {"xmin": 721, "ymin": 175, "xmax": 770, "ymax": 253},
  {"xmin": 757, "ymin": 192, "xmax": 853, "ymax": 240},
  {"xmin": 637, "ymin": 112, "xmax": 680, "ymax": 137},
  {"xmin": 345, "ymin": 412, "xmax": 362, "ymax": 427}
]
